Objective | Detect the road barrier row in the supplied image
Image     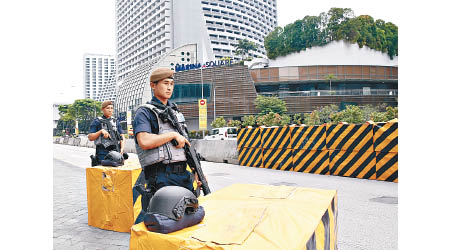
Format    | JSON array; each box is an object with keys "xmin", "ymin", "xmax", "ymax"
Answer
[
  {"xmin": 237, "ymin": 122, "xmax": 398, "ymax": 182},
  {"xmin": 54, "ymin": 137, "xmax": 237, "ymax": 164}
]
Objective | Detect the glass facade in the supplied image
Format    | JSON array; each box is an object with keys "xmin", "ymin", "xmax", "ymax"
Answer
[
  {"xmin": 170, "ymin": 83, "xmax": 211, "ymax": 104},
  {"xmin": 256, "ymin": 82, "xmax": 398, "ymax": 93}
]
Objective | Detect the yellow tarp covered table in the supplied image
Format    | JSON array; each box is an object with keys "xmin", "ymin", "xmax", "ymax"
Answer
[
  {"xmin": 130, "ymin": 183, "xmax": 338, "ymax": 250},
  {"xmin": 86, "ymin": 159, "xmax": 143, "ymax": 233}
]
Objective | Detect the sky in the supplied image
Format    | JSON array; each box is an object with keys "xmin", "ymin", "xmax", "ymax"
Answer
[{"xmin": 53, "ymin": 0, "xmax": 401, "ymax": 104}]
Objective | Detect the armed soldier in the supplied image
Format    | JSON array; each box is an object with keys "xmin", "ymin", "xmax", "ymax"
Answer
[
  {"xmin": 88, "ymin": 100, "xmax": 126, "ymax": 166},
  {"xmin": 132, "ymin": 68, "xmax": 208, "ymax": 224}
]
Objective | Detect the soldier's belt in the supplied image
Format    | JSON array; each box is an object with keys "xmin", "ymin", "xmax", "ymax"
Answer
[{"xmin": 146, "ymin": 162, "xmax": 187, "ymax": 175}]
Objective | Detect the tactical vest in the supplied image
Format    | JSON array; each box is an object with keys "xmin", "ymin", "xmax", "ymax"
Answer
[
  {"xmin": 94, "ymin": 116, "xmax": 121, "ymax": 150},
  {"xmin": 135, "ymin": 104, "xmax": 187, "ymax": 168}
]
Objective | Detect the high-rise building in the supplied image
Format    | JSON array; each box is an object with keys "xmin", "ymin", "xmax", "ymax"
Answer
[
  {"xmin": 115, "ymin": 43, "xmax": 198, "ymax": 116},
  {"xmin": 83, "ymin": 54, "xmax": 116, "ymax": 101},
  {"xmin": 115, "ymin": 0, "xmax": 277, "ymax": 82},
  {"xmin": 97, "ymin": 74, "xmax": 117, "ymax": 102},
  {"xmin": 201, "ymin": 0, "xmax": 277, "ymax": 60}
]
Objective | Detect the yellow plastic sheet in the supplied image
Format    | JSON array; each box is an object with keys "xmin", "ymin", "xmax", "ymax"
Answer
[
  {"xmin": 86, "ymin": 159, "xmax": 142, "ymax": 233},
  {"xmin": 130, "ymin": 183, "xmax": 337, "ymax": 250}
]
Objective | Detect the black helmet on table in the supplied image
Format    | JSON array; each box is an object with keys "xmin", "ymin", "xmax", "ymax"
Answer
[
  {"xmin": 148, "ymin": 186, "xmax": 198, "ymax": 220},
  {"xmin": 101, "ymin": 151, "xmax": 124, "ymax": 167}
]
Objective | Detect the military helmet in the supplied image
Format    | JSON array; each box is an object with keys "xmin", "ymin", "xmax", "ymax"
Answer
[
  {"xmin": 104, "ymin": 151, "xmax": 124, "ymax": 165},
  {"xmin": 148, "ymin": 186, "xmax": 198, "ymax": 220}
]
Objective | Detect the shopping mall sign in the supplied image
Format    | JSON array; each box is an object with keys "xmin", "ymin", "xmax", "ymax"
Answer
[{"xmin": 175, "ymin": 58, "xmax": 233, "ymax": 72}]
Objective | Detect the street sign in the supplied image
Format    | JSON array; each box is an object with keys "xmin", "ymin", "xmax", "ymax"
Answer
[
  {"xmin": 198, "ymin": 99, "xmax": 207, "ymax": 130},
  {"xmin": 126, "ymin": 111, "xmax": 132, "ymax": 124},
  {"xmin": 127, "ymin": 125, "xmax": 134, "ymax": 136}
]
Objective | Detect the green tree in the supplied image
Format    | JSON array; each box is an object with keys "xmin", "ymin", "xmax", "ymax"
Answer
[
  {"xmin": 264, "ymin": 7, "xmax": 398, "ymax": 60},
  {"xmin": 264, "ymin": 27, "xmax": 285, "ymax": 59},
  {"xmin": 234, "ymin": 39, "xmax": 257, "ymax": 60},
  {"xmin": 68, "ymin": 99, "xmax": 102, "ymax": 133},
  {"xmin": 56, "ymin": 99, "xmax": 102, "ymax": 134},
  {"xmin": 242, "ymin": 115, "xmax": 257, "ymax": 127},
  {"xmin": 57, "ymin": 104, "xmax": 75, "ymax": 134},
  {"xmin": 325, "ymin": 74, "xmax": 337, "ymax": 93},
  {"xmin": 211, "ymin": 116, "xmax": 226, "ymax": 128},
  {"xmin": 332, "ymin": 105, "xmax": 364, "ymax": 124},
  {"xmin": 255, "ymin": 95, "xmax": 287, "ymax": 115},
  {"xmin": 318, "ymin": 104, "xmax": 339, "ymax": 123},
  {"xmin": 227, "ymin": 119, "xmax": 242, "ymax": 128},
  {"xmin": 361, "ymin": 104, "xmax": 387, "ymax": 121},
  {"xmin": 385, "ymin": 106, "xmax": 398, "ymax": 120},
  {"xmin": 256, "ymin": 112, "xmax": 290, "ymax": 127},
  {"xmin": 325, "ymin": 8, "xmax": 354, "ymax": 40},
  {"xmin": 370, "ymin": 111, "xmax": 388, "ymax": 122},
  {"xmin": 304, "ymin": 110, "xmax": 321, "ymax": 125},
  {"xmin": 293, "ymin": 113, "xmax": 305, "ymax": 125}
]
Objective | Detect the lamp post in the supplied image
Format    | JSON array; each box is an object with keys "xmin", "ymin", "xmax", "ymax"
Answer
[
  {"xmin": 200, "ymin": 65, "xmax": 205, "ymax": 138},
  {"xmin": 325, "ymin": 74, "xmax": 336, "ymax": 104}
]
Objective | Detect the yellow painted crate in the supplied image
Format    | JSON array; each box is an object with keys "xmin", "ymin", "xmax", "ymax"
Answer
[
  {"xmin": 130, "ymin": 183, "xmax": 338, "ymax": 250},
  {"xmin": 86, "ymin": 159, "xmax": 142, "ymax": 233}
]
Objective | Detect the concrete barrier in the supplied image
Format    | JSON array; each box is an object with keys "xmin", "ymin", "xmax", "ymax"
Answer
[
  {"xmin": 53, "ymin": 137, "xmax": 238, "ymax": 165},
  {"xmin": 124, "ymin": 139, "xmax": 137, "ymax": 154},
  {"xmin": 191, "ymin": 139, "xmax": 239, "ymax": 164},
  {"xmin": 80, "ymin": 137, "xmax": 89, "ymax": 147},
  {"xmin": 86, "ymin": 140, "xmax": 95, "ymax": 148},
  {"xmin": 68, "ymin": 138, "xmax": 74, "ymax": 145},
  {"xmin": 53, "ymin": 137, "xmax": 59, "ymax": 143}
]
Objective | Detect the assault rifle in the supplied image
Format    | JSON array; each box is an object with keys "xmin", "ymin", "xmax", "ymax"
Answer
[{"xmin": 158, "ymin": 105, "xmax": 211, "ymax": 196}]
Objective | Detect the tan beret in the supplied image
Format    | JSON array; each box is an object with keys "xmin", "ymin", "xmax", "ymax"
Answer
[
  {"xmin": 150, "ymin": 68, "xmax": 174, "ymax": 83},
  {"xmin": 101, "ymin": 100, "xmax": 113, "ymax": 109}
]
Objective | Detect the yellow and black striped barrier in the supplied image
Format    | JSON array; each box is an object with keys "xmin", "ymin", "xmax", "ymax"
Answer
[
  {"xmin": 291, "ymin": 125, "xmax": 327, "ymax": 150},
  {"xmin": 260, "ymin": 126, "xmax": 293, "ymax": 170},
  {"xmin": 290, "ymin": 124, "xmax": 329, "ymax": 175},
  {"xmin": 237, "ymin": 127, "xmax": 262, "ymax": 149},
  {"xmin": 373, "ymin": 122, "xmax": 398, "ymax": 182},
  {"xmin": 236, "ymin": 123, "xmax": 398, "ymax": 182},
  {"xmin": 326, "ymin": 124, "xmax": 374, "ymax": 152},
  {"xmin": 326, "ymin": 124, "xmax": 376, "ymax": 180},
  {"xmin": 329, "ymin": 149, "xmax": 376, "ymax": 180},
  {"xmin": 373, "ymin": 122, "xmax": 398, "ymax": 153},
  {"xmin": 237, "ymin": 128, "xmax": 263, "ymax": 168},
  {"xmin": 292, "ymin": 149, "xmax": 330, "ymax": 175},
  {"xmin": 238, "ymin": 147, "xmax": 264, "ymax": 168},
  {"xmin": 262, "ymin": 148, "xmax": 293, "ymax": 171},
  {"xmin": 375, "ymin": 152, "xmax": 398, "ymax": 183},
  {"xmin": 260, "ymin": 126, "xmax": 292, "ymax": 149}
]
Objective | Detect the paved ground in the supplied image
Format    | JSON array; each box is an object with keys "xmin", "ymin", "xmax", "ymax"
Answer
[
  {"xmin": 53, "ymin": 158, "xmax": 130, "ymax": 250},
  {"xmin": 53, "ymin": 144, "xmax": 398, "ymax": 250}
]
